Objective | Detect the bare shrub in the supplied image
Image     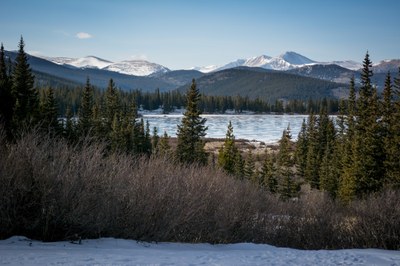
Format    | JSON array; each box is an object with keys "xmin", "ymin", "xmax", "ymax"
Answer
[
  {"xmin": 1, "ymin": 130, "xmax": 399, "ymax": 249},
  {"xmin": 347, "ymin": 190, "xmax": 400, "ymax": 249},
  {"xmin": 0, "ymin": 130, "xmax": 275, "ymax": 243}
]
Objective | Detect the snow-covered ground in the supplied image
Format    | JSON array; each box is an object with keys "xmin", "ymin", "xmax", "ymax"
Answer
[{"xmin": 1, "ymin": 236, "xmax": 399, "ymax": 265}]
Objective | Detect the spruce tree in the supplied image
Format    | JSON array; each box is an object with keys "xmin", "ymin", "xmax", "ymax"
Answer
[
  {"xmin": 41, "ymin": 87, "xmax": 60, "ymax": 133},
  {"xmin": 261, "ymin": 153, "xmax": 278, "ymax": 193},
  {"xmin": 278, "ymin": 124, "xmax": 292, "ymax": 167},
  {"xmin": 64, "ymin": 106, "xmax": 76, "ymax": 141},
  {"xmin": 385, "ymin": 68, "xmax": 400, "ymax": 187},
  {"xmin": 381, "ymin": 72, "xmax": 393, "ymax": 137},
  {"xmin": 381, "ymin": 72, "xmax": 397, "ymax": 185},
  {"xmin": 152, "ymin": 126, "xmax": 160, "ymax": 154},
  {"xmin": 305, "ymin": 113, "xmax": 320, "ymax": 188},
  {"xmin": 354, "ymin": 53, "xmax": 384, "ymax": 196},
  {"xmin": 244, "ymin": 151, "xmax": 256, "ymax": 181},
  {"xmin": 278, "ymin": 125, "xmax": 295, "ymax": 196},
  {"xmin": 339, "ymin": 76, "xmax": 357, "ymax": 202},
  {"xmin": 110, "ymin": 112, "xmax": 123, "ymax": 152},
  {"xmin": 176, "ymin": 79, "xmax": 208, "ymax": 164},
  {"xmin": 319, "ymin": 120, "xmax": 338, "ymax": 198},
  {"xmin": 295, "ymin": 119, "xmax": 308, "ymax": 178},
  {"xmin": 218, "ymin": 121, "xmax": 238, "ymax": 175},
  {"xmin": 11, "ymin": 37, "xmax": 39, "ymax": 129},
  {"xmin": 77, "ymin": 78, "xmax": 94, "ymax": 136},
  {"xmin": 158, "ymin": 131, "xmax": 171, "ymax": 156},
  {"xmin": 105, "ymin": 78, "xmax": 120, "ymax": 132},
  {"xmin": 234, "ymin": 151, "xmax": 245, "ymax": 179},
  {"xmin": 0, "ymin": 43, "xmax": 14, "ymax": 136}
]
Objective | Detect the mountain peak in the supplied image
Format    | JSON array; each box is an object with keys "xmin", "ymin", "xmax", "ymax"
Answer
[{"xmin": 278, "ymin": 51, "xmax": 315, "ymax": 65}]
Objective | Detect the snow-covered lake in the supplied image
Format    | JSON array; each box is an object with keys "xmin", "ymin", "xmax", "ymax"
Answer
[
  {"xmin": 143, "ymin": 114, "xmax": 308, "ymax": 144},
  {"xmin": 1, "ymin": 236, "xmax": 399, "ymax": 265}
]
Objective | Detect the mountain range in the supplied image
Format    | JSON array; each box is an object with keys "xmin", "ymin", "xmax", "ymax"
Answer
[
  {"xmin": 40, "ymin": 51, "xmax": 366, "ymax": 76},
  {"xmin": 5, "ymin": 50, "xmax": 399, "ymax": 102}
]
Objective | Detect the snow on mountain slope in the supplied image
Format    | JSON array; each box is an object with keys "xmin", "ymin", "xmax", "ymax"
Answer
[
  {"xmin": 193, "ymin": 52, "xmax": 366, "ymax": 73},
  {"xmin": 243, "ymin": 55, "xmax": 273, "ymax": 67},
  {"xmin": 190, "ymin": 65, "xmax": 220, "ymax": 73},
  {"xmin": 39, "ymin": 55, "xmax": 170, "ymax": 76},
  {"xmin": 195, "ymin": 52, "xmax": 318, "ymax": 73},
  {"xmin": 41, "ymin": 56, "xmax": 113, "ymax": 69},
  {"xmin": 329, "ymin": 60, "xmax": 362, "ymax": 71},
  {"xmin": 70, "ymin": 56, "xmax": 113, "ymax": 69},
  {"xmin": 279, "ymin": 51, "xmax": 315, "ymax": 65},
  {"xmin": 104, "ymin": 60, "xmax": 170, "ymax": 76},
  {"xmin": 372, "ymin": 59, "xmax": 400, "ymax": 73},
  {"xmin": 216, "ymin": 59, "xmax": 246, "ymax": 71}
]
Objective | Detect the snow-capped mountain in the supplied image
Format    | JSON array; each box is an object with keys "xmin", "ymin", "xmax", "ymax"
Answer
[
  {"xmin": 40, "ymin": 55, "xmax": 170, "ymax": 76},
  {"xmin": 192, "ymin": 52, "xmax": 366, "ymax": 73},
  {"xmin": 41, "ymin": 56, "xmax": 113, "ymax": 69},
  {"xmin": 192, "ymin": 52, "xmax": 318, "ymax": 73},
  {"xmin": 279, "ymin": 51, "xmax": 315, "ymax": 65},
  {"xmin": 104, "ymin": 60, "xmax": 170, "ymax": 76}
]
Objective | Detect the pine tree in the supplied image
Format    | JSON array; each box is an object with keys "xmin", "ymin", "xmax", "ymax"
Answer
[
  {"xmin": 261, "ymin": 153, "xmax": 278, "ymax": 193},
  {"xmin": 305, "ymin": 113, "xmax": 320, "ymax": 188},
  {"xmin": 91, "ymin": 103, "xmax": 104, "ymax": 139},
  {"xmin": 278, "ymin": 124, "xmax": 292, "ymax": 167},
  {"xmin": 64, "ymin": 106, "xmax": 76, "ymax": 141},
  {"xmin": 343, "ymin": 52, "xmax": 384, "ymax": 199},
  {"xmin": 319, "ymin": 120, "xmax": 338, "ymax": 198},
  {"xmin": 105, "ymin": 78, "xmax": 120, "ymax": 132},
  {"xmin": 381, "ymin": 72, "xmax": 393, "ymax": 137},
  {"xmin": 217, "ymin": 121, "xmax": 238, "ymax": 175},
  {"xmin": 144, "ymin": 120, "xmax": 152, "ymax": 155},
  {"xmin": 11, "ymin": 37, "xmax": 39, "ymax": 129},
  {"xmin": 0, "ymin": 43, "xmax": 14, "ymax": 136},
  {"xmin": 385, "ymin": 68, "xmax": 400, "ymax": 187},
  {"xmin": 244, "ymin": 151, "xmax": 256, "ymax": 181},
  {"xmin": 152, "ymin": 126, "xmax": 160, "ymax": 154},
  {"xmin": 355, "ymin": 53, "xmax": 384, "ymax": 195},
  {"xmin": 234, "ymin": 151, "xmax": 245, "ymax": 179},
  {"xmin": 158, "ymin": 131, "xmax": 171, "ymax": 156},
  {"xmin": 295, "ymin": 119, "xmax": 308, "ymax": 178},
  {"xmin": 40, "ymin": 87, "xmax": 60, "ymax": 133},
  {"xmin": 278, "ymin": 125, "xmax": 295, "ymax": 197},
  {"xmin": 77, "ymin": 78, "xmax": 94, "ymax": 136},
  {"xmin": 110, "ymin": 112, "xmax": 123, "ymax": 152},
  {"xmin": 176, "ymin": 79, "xmax": 208, "ymax": 164},
  {"xmin": 339, "ymin": 76, "xmax": 357, "ymax": 202}
]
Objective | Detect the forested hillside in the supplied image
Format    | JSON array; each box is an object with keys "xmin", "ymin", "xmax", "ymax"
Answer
[{"xmin": 177, "ymin": 67, "xmax": 346, "ymax": 102}]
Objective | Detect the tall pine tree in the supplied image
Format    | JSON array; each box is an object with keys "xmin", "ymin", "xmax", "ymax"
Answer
[
  {"xmin": 11, "ymin": 37, "xmax": 39, "ymax": 129},
  {"xmin": 77, "ymin": 78, "xmax": 94, "ymax": 136},
  {"xmin": 355, "ymin": 53, "xmax": 384, "ymax": 196},
  {"xmin": 176, "ymin": 79, "xmax": 208, "ymax": 164}
]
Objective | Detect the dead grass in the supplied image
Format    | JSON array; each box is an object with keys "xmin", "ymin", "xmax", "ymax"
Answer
[{"xmin": 0, "ymin": 128, "xmax": 399, "ymax": 249}]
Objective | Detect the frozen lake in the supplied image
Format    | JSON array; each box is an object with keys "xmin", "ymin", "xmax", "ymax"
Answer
[{"xmin": 143, "ymin": 114, "xmax": 309, "ymax": 144}]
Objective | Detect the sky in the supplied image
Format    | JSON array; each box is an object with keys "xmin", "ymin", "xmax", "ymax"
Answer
[{"xmin": 1, "ymin": 0, "xmax": 399, "ymax": 69}]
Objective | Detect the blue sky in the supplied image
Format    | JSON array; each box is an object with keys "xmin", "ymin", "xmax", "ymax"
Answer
[{"xmin": 1, "ymin": 0, "xmax": 399, "ymax": 69}]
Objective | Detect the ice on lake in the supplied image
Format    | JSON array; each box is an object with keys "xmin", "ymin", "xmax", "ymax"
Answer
[{"xmin": 143, "ymin": 114, "xmax": 309, "ymax": 144}]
